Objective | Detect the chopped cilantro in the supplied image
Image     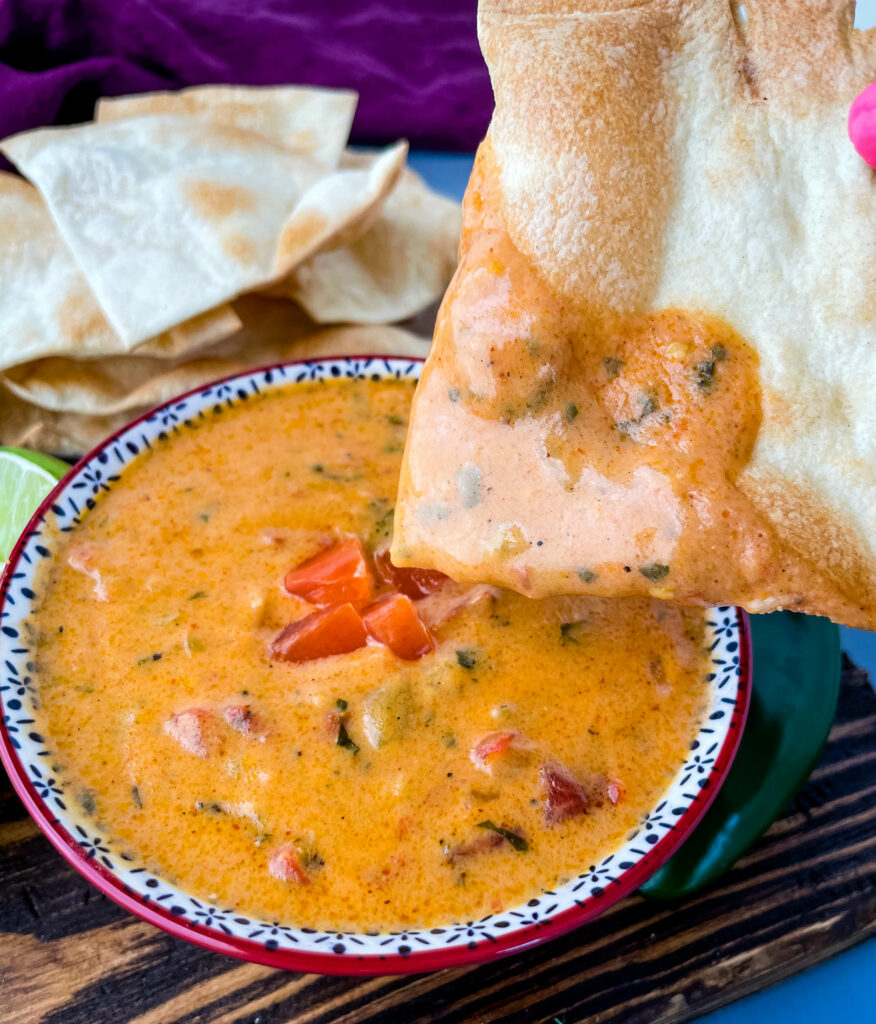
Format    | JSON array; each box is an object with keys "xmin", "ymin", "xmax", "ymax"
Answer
[
  {"xmin": 638, "ymin": 391, "xmax": 659, "ymax": 417},
  {"xmin": 337, "ymin": 721, "xmax": 359, "ymax": 754},
  {"xmin": 639, "ymin": 562, "xmax": 670, "ymax": 582},
  {"xmin": 136, "ymin": 652, "xmax": 163, "ymax": 666},
  {"xmin": 560, "ymin": 620, "xmax": 587, "ymax": 644},
  {"xmin": 603, "ymin": 357, "xmax": 624, "ymax": 380},
  {"xmin": 456, "ymin": 649, "xmax": 478, "ymax": 670},
  {"xmin": 195, "ymin": 801, "xmax": 224, "ymax": 815},
  {"xmin": 694, "ymin": 360, "xmax": 716, "ymax": 391},
  {"xmin": 477, "ymin": 820, "xmax": 529, "ymax": 852}
]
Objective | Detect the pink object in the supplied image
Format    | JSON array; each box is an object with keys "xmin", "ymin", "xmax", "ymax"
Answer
[{"xmin": 849, "ymin": 81, "xmax": 876, "ymax": 167}]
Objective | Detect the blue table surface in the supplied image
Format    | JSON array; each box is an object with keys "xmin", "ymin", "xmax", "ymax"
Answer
[{"xmin": 407, "ymin": 143, "xmax": 876, "ymax": 1023}]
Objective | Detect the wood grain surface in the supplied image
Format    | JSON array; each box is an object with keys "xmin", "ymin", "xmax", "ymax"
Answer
[{"xmin": 1, "ymin": 656, "xmax": 874, "ymax": 1024}]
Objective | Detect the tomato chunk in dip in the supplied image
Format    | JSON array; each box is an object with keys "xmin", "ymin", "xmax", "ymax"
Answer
[{"xmin": 28, "ymin": 376, "xmax": 709, "ymax": 931}]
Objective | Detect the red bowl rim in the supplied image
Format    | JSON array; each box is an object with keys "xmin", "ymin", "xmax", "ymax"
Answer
[{"xmin": 0, "ymin": 354, "xmax": 752, "ymax": 975}]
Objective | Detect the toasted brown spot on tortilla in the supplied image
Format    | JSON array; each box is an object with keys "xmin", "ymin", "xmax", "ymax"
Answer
[
  {"xmin": 184, "ymin": 181, "xmax": 258, "ymax": 221},
  {"xmin": 192, "ymin": 120, "xmax": 270, "ymax": 153},
  {"xmin": 276, "ymin": 212, "xmax": 328, "ymax": 267},
  {"xmin": 222, "ymin": 233, "xmax": 259, "ymax": 267},
  {"xmin": 287, "ymin": 129, "xmax": 317, "ymax": 153},
  {"xmin": 56, "ymin": 294, "xmax": 110, "ymax": 347}
]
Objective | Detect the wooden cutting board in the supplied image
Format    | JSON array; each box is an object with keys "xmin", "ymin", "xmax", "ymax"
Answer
[{"xmin": 1, "ymin": 656, "xmax": 874, "ymax": 1024}]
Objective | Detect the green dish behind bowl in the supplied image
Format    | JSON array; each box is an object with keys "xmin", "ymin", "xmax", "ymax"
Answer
[{"xmin": 641, "ymin": 611, "xmax": 841, "ymax": 900}]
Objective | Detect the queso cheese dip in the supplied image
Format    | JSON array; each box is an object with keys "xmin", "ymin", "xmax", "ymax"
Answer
[{"xmin": 29, "ymin": 376, "xmax": 709, "ymax": 931}]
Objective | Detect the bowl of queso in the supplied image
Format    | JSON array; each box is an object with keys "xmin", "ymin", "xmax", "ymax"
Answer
[{"xmin": 0, "ymin": 357, "xmax": 750, "ymax": 973}]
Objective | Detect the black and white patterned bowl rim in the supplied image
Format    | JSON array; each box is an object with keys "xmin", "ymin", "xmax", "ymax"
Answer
[{"xmin": 0, "ymin": 357, "xmax": 749, "ymax": 968}]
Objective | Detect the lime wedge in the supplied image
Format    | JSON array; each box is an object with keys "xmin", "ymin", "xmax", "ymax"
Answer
[{"xmin": 0, "ymin": 447, "xmax": 69, "ymax": 563}]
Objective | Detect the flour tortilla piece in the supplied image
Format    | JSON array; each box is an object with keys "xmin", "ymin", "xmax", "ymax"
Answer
[
  {"xmin": 287, "ymin": 323, "xmax": 430, "ymax": 360},
  {"xmin": 394, "ymin": 0, "xmax": 876, "ymax": 628},
  {"xmin": 0, "ymin": 294, "xmax": 318, "ymax": 415},
  {"xmin": 0, "ymin": 320, "xmax": 428, "ymax": 455},
  {"xmin": 1, "ymin": 300, "xmax": 428, "ymax": 416},
  {"xmin": 2, "ymin": 352, "xmax": 262, "ymax": 416},
  {"xmin": 0, "ymin": 386, "xmax": 142, "ymax": 457},
  {"xmin": 225, "ymin": 296, "xmax": 430, "ymax": 361},
  {"xmin": 284, "ymin": 154, "xmax": 462, "ymax": 324},
  {"xmin": 1, "ymin": 117, "xmax": 407, "ymax": 346},
  {"xmin": 0, "ymin": 171, "xmax": 241, "ymax": 369},
  {"xmin": 96, "ymin": 84, "xmax": 357, "ymax": 172}
]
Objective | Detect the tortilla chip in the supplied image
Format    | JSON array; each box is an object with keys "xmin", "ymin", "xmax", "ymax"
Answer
[
  {"xmin": 1, "ymin": 116, "xmax": 406, "ymax": 346},
  {"xmin": 139, "ymin": 306, "xmax": 243, "ymax": 359},
  {"xmin": 96, "ymin": 84, "xmax": 357, "ymax": 171},
  {"xmin": 0, "ymin": 318, "xmax": 427, "ymax": 454},
  {"xmin": 3, "ymin": 352, "xmax": 250, "ymax": 416},
  {"xmin": 287, "ymin": 323, "xmax": 429, "ymax": 361},
  {"xmin": 394, "ymin": 0, "xmax": 876, "ymax": 630},
  {"xmin": 225, "ymin": 295, "xmax": 430, "ymax": 361},
  {"xmin": 2, "ymin": 300, "xmax": 428, "ymax": 416},
  {"xmin": 0, "ymin": 387, "xmax": 138, "ymax": 457},
  {"xmin": 0, "ymin": 171, "xmax": 241, "ymax": 370},
  {"xmin": 282, "ymin": 154, "xmax": 462, "ymax": 324}
]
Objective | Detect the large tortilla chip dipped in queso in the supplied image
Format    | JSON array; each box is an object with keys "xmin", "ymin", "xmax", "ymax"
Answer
[{"xmin": 393, "ymin": 0, "xmax": 876, "ymax": 629}]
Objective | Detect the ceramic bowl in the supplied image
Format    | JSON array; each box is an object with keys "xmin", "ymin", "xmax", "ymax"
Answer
[{"xmin": 0, "ymin": 356, "xmax": 752, "ymax": 974}]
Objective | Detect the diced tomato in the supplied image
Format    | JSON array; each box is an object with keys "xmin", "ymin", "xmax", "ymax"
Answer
[
  {"xmin": 445, "ymin": 830, "xmax": 504, "ymax": 864},
  {"xmin": 164, "ymin": 709, "xmax": 217, "ymax": 758},
  {"xmin": 470, "ymin": 731, "xmax": 517, "ymax": 773},
  {"xmin": 541, "ymin": 764, "xmax": 589, "ymax": 824},
  {"xmin": 605, "ymin": 778, "xmax": 625, "ymax": 806},
  {"xmin": 362, "ymin": 593, "xmax": 434, "ymax": 661},
  {"xmin": 269, "ymin": 603, "xmax": 368, "ymax": 662},
  {"xmin": 222, "ymin": 704, "xmax": 267, "ymax": 739},
  {"xmin": 283, "ymin": 536, "xmax": 373, "ymax": 607},
  {"xmin": 322, "ymin": 710, "xmax": 341, "ymax": 741},
  {"xmin": 373, "ymin": 549, "xmax": 448, "ymax": 600},
  {"xmin": 268, "ymin": 844, "xmax": 309, "ymax": 884}
]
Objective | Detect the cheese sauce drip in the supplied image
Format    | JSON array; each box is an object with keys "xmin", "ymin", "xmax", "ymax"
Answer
[
  {"xmin": 29, "ymin": 377, "xmax": 708, "ymax": 931},
  {"xmin": 394, "ymin": 143, "xmax": 865, "ymax": 620}
]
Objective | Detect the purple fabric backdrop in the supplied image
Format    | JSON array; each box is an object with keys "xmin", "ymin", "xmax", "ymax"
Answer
[{"xmin": 0, "ymin": 0, "xmax": 491, "ymax": 151}]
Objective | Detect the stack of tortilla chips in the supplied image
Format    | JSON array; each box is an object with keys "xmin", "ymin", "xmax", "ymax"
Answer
[{"xmin": 0, "ymin": 85, "xmax": 461, "ymax": 454}]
